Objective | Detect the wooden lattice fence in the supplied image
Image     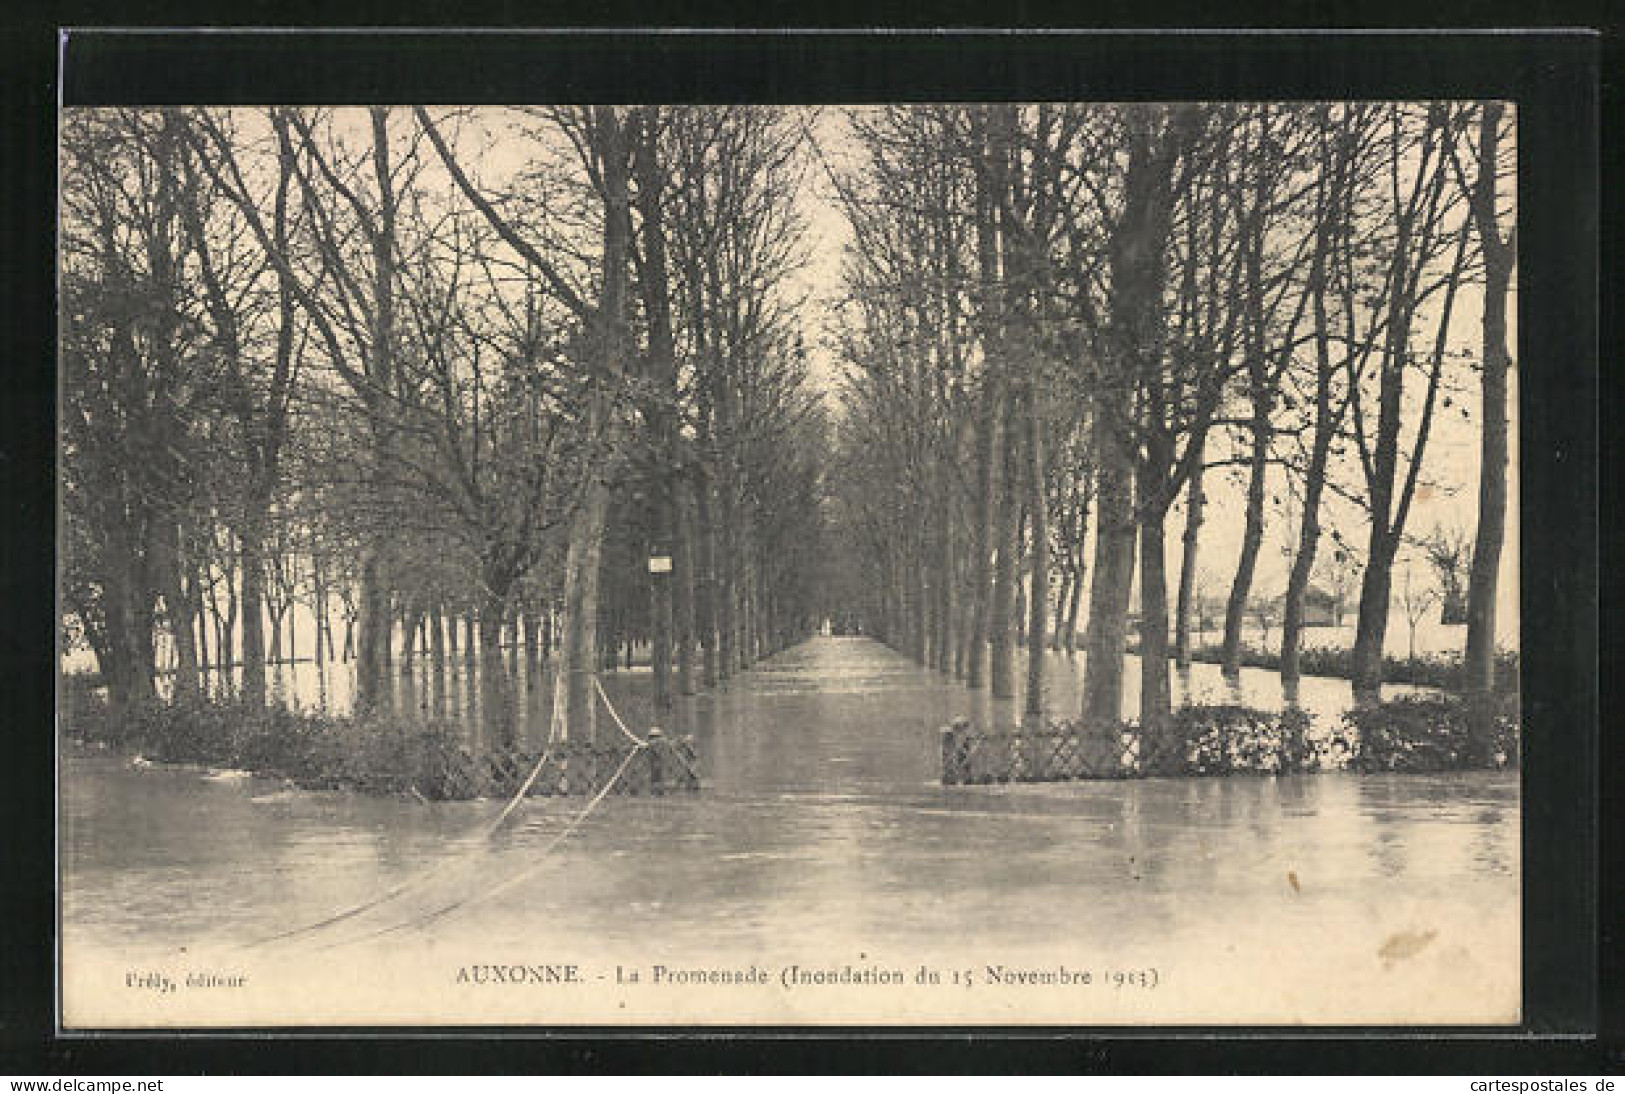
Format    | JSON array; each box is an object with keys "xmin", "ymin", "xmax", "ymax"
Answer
[
  {"xmin": 941, "ymin": 718, "xmax": 1140, "ymax": 784},
  {"xmin": 941, "ymin": 704, "xmax": 1329, "ymax": 783}
]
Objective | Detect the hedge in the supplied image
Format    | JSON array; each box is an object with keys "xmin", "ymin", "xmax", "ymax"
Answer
[
  {"xmin": 63, "ymin": 686, "xmax": 1518, "ymax": 795},
  {"xmin": 62, "ymin": 691, "xmax": 505, "ymax": 799},
  {"xmin": 1143, "ymin": 643, "xmax": 1521, "ymax": 695}
]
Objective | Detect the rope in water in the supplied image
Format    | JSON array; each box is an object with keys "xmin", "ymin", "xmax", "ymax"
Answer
[
  {"xmin": 481, "ymin": 668, "xmax": 567, "ymax": 838},
  {"xmin": 242, "ymin": 666, "xmax": 595, "ymax": 951},
  {"xmin": 595, "ymin": 674, "xmax": 650, "ymax": 748},
  {"xmin": 314, "ymin": 738, "xmax": 648, "ymax": 950}
]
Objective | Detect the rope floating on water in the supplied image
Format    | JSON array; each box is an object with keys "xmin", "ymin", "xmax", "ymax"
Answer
[
  {"xmin": 481, "ymin": 669, "xmax": 566, "ymax": 839},
  {"xmin": 241, "ymin": 666, "xmax": 638, "ymax": 952},
  {"xmin": 316, "ymin": 739, "xmax": 648, "ymax": 950},
  {"xmin": 595, "ymin": 674, "xmax": 649, "ymax": 747}
]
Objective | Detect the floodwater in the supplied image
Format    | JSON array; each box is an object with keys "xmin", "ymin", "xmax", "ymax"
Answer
[
  {"xmin": 180, "ymin": 624, "xmax": 1437, "ymax": 749},
  {"xmin": 60, "ymin": 637, "xmax": 1519, "ymax": 1026}
]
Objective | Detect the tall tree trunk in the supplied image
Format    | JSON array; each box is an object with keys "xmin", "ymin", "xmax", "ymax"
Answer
[
  {"xmin": 311, "ymin": 557, "xmax": 329, "ymax": 666},
  {"xmin": 157, "ymin": 521, "xmax": 199, "ymax": 700},
  {"xmin": 636, "ymin": 113, "xmax": 680, "ymax": 711},
  {"xmin": 1281, "ymin": 483, "xmax": 1327, "ymax": 685},
  {"xmin": 520, "ymin": 608, "xmax": 537, "ymax": 665},
  {"xmin": 967, "ymin": 116, "xmax": 1003, "ymax": 688},
  {"xmin": 432, "ymin": 604, "xmax": 447, "ymax": 667},
  {"xmin": 1357, "ymin": 237, "xmax": 1466, "ymax": 700},
  {"xmin": 651, "ymin": 496, "xmax": 675, "ymax": 711},
  {"xmin": 194, "ymin": 587, "xmax": 211, "ymax": 674},
  {"xmin": 1138, "ymin": 492, "xmax": 1173, "ymax": 743},
  {"xmin": 962, "ymin": 380, "xmax": 1001, "ymax": 685},
  {"xmin": 221, "ymin": 554, "xmax": 236, "ymax": 676},
  {"xmin": 1282, "ymin": 189, "xmax": 1341, "ymax": 685},
  {"xmin": 353, "ymin": 108, "xmax": 399, "ymax": 712},
  {"xmin": 740, "ymin": 532, "xmax": 758, "ymax": 668},
  {"xmin": 1351, "ymin": 324, "xmax": 1410, "ymax": 699},
  {"xmin": 560, "ymin": 469, "xmax": 610, "ymax": 740},
  {"xmin": 1464, "ymin": 101, "xmax": 1511, "ymax": 715},
  {"xmin": 1173, "ymin": 445, "xmax": 1205, "ymax": 668},
  {"xmin": 935, "ymin": 479, "xmax": 956, "ymax": 674},
  {"xmin": 1222, "ymin": 372, "xmax": 1270, "ymax": 677},
  {"xmin": 1024, "ymin": 387, "xmax": 1048, "ymax": 718},
  {"xmin": 400, "ymin": 603, "xmax": 417, "ymax": 669},
  {"xmin": 478, "ymin": 585, "xmax": 514, "ymax": 748},
  {"xmin": 716, "ymin": 471, "xmax": 738, "ymax": 679},
  {"xmin": 98, "ymin": 528, "xmax": 157, "ymax": 718},
  {"xmin": 559, "ymin": 108, "xmax": 633, "ymax": 741},
  {"xmin": 1351, "ymin": 536, "xmax": 1396, "ymax": 697},
  {"xmin": 380, "ymin": 603, "xmax": 395, "ymax": 669},
  {"xmin": 675, "ymin": 478, "xmax": 698, "ymax": 695},
  {"xmin": 953, "ymin": 516, "xmax": 972, "ymax": 673},
  {"xmin": 239, "ymin": 520, "xmax": 267, "ymax": 707},
  {"xmin": 1082, "ymin": 411, "xmax": 1136, "ymax": 725},
  {"xmin": 1014, "ymin": 561, "xmax": 1027, "ymax": 647},
  {"xmin": 1064, "ymin": 549, "xmax": 1084, "ymax": 655},
  {"xmin": 697, "ymin": 476, "xmax": 719, "ymax": 686},
  {"xmin": 1050, "ymin": 568, "xmax": 1070, "ymax": 653},
  {"xmin": 988, "ymin": 396, "xmax": 1019, "ymax": 699},
  {"xmin": 912, "ymin": 522, "xmax": 929, "ymax": 664},
  {"xmin": 1282, "ymin": 371, "xmax": 1337, "ymax": 686},
  {"xmin": 1349, "ymin": 106, "xmax": 1466, "ymax": 699},
  {"xmin": 1082, "ymin": 107, "xmax": 1180, "ymax": 727},
  {"xmin": 355, "ymin": 550, "xmax": 389, "ymax": 707}
]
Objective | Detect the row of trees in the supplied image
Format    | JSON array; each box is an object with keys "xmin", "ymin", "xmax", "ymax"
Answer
[
  {"xmin": 61, "ymin": 105, "xmax": 828, "ymax": 742},
  {"xmin": 828, "ymin": 102, "xmax": 1514, "ymax": 740}
]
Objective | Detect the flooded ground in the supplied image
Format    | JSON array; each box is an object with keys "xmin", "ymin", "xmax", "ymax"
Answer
[
  {"xmin": 61, "ymin": 636, "xmax": 1518, "ymax": 1027},
  {"xmin": 165, "ymin": 624, "xmax": 1437, "ymax": 749}
]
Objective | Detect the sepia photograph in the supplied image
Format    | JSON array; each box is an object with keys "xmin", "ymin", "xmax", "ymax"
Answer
[{"xmin": 57, "ymin": 89, "xmax": 1527, "ymax": 1028}]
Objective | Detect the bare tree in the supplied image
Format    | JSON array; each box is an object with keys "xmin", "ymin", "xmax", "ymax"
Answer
[
  {"xmin": 60, "ymin": 109, "xmax": 219, "ymax": 713},
  {"xmin": 1280, "ymin": 104, "xmax": 1375, "ymax": 683},
  {"xmin": 419, "ymin": 105, "xmax": 636, "ymax": 741},
  {"xmin": 1345, "ymin": 104, "xmax": 1474, "ymax": 698},
  {"xmin": 1398, "ymin": 562, "xmax": 1439, "ymax": 661},
  {"xmin": 1456, "ymin": 101, "xmax": 1515, "ymax": 719}
]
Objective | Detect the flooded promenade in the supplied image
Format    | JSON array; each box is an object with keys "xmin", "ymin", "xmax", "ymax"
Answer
[{"xmin": 61, "ymin": 637, "xmax": 1518, "ymax": 1026}]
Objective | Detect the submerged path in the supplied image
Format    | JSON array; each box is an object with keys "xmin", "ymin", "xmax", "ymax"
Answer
[{"xmin": 61, "ymin": 636, "xmax": 1518, "ymax": 1025}]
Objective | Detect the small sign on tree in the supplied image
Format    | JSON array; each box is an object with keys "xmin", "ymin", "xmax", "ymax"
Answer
[{"xmin": 648, "ymin": 555, "xmax": 673, "ymax": 574}]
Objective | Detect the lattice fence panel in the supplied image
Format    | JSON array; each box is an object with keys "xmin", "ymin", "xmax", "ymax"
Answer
[
  {"xmin": 476, "ymin": 736, "xmax": 702, "ymax": 798},
  {"xmin": 942, "ymin": 721, "xmax": 1146, "ymax": 784}
]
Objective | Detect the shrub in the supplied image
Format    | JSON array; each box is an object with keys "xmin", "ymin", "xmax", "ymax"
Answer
[
  {"xmin": 141, "ymin": 696, "xmax": 242, "ymax": 766},
  {"xmin": 1342, "ymin": 693, "xmax": 1519, "ymax": 773},
  {"xmin": 1157, "ymin": 642, "xmax": 1520, "ymax": 696},
  {"xmin": 1142, "ymin": 704, "xmax": 1328, "ymax": 777},
  {"xmin": 60, "ymin": 689, "xmax": 489, "ymax": 798},
  {"xmin": 59, "ymin": 674, "xmax": 108, "ymax": 735}
]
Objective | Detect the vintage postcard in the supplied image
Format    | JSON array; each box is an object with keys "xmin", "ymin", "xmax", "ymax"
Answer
[{"xmin": 58, "ymin": 78, "xmax": 1524, "ymax": 1027}]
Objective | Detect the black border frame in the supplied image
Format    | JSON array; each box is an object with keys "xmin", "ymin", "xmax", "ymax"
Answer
[{"xmin": 3, "ymin": 25, "xmax": 1608, "ymax": 1073}]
